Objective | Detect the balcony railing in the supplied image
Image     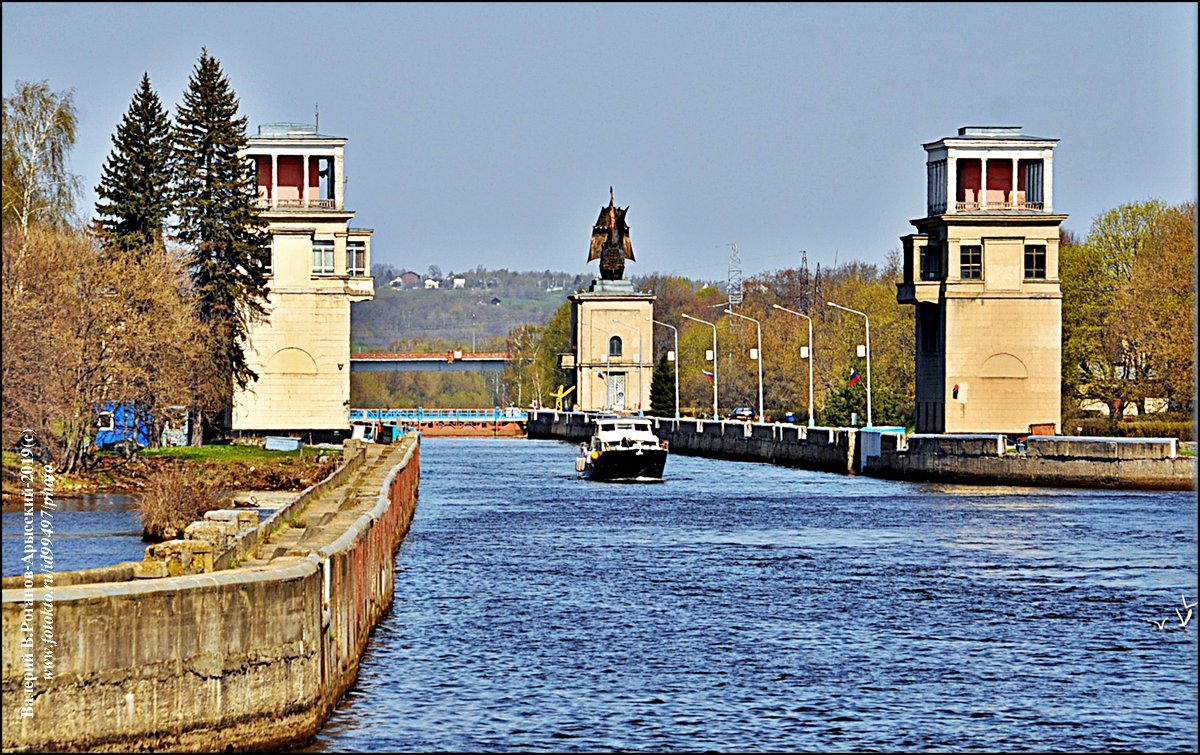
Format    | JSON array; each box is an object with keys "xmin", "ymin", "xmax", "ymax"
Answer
[
  {"xmin": 257, "ymin": 198, "xmax": 341, "ymax": 210},
  {"xmin": 952, "ymin": 200, "xmax": 1045, "ymax": 212}
]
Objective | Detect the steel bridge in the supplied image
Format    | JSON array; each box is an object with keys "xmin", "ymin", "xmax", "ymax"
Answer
[
  {"xmin": 349, "ymin": 351, "xmax": 510, "ymax": 373},
  {"xmin": 350, "ymin": 407, "xmax": 529, "ymax": 423}
]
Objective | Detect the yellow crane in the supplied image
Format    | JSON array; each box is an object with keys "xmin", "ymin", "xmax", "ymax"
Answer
[{"xmin": 548, "ymin": 384, "xmax": 575, "ymax": 411}]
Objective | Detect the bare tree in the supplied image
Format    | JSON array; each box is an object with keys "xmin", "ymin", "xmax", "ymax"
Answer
[{"xmin": 2, "ymin": 226, "xmax": 200, "ymax": 472}]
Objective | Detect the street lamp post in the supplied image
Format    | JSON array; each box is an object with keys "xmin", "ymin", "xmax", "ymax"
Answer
[
  {"xmin": 724, "ymin": 309, "xmax": 764, "ymax": 423},
  {"xmin": 681, "ymin": 313, "xmax": 719, "ymax": 420},
  {"xmin": 826, "ymin": 301, "xmax": 872, "ymax": 427},
  {"xmin": 771, "ymin": 304, "xmax": 816, "ymax": 428},
  {"xmin": 650, "ymin": 318, "xmax": 679, "ymax": 418}
]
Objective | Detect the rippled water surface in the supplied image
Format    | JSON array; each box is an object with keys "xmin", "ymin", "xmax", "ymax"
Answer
[
  {"xmin": 2, "ymin": 494, "xmax": 144, "ymax": 576},
  {"xmin": 303, "ymin": 437, "xmax": 1196, "ymax": 751}
]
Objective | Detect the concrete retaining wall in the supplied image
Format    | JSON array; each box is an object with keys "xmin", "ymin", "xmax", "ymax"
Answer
[
  {"xmin": 1, "ymin": 437, "xmax": 420, "ymax": 752},
  {"xmin": 865, "ymin": 447, "xmax": 1193, "ymax": 490},
  {"xmin": 1024, "ymin": 435, "xmax": 1178, "ymax": 460},
  {"xmin": 528, "ymin": 410, "xmax": 857, "ymax": 475},
  {"xmin": 528, "ymin": 411, "xmax": 1194, "ymax": 490}
]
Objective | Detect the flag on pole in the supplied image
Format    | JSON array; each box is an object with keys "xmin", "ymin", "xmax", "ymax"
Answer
[
  {"xmin": 596, "ymin": 370, "xmax": 606, "ymax": 380},
  {"xmin": 848, "ymin": 367, "xmax": 861, "ymax": 388},
  {"xmin": 702, "ymin": 369, "xmax": 715, "ymax": 382}
]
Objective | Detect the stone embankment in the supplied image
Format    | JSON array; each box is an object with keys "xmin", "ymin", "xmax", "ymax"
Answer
[
  {"xmin": 527, "ymin": 411, "xmax": 1194, "ymax": 490},
  {"xmin": 1, "ymin": 435, "xmax": 420, "ymax": 753},
  {"xmin": 866, "ymin": 433, "xmax": 1194, "ymax": 490}
]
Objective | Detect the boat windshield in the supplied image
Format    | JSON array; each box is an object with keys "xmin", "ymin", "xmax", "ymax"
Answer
[{"xmin": 598, "ymin": 421, "xmax": 653, "ymax": 432}]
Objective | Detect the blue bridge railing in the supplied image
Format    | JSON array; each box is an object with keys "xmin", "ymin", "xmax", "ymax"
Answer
[{"xmin": 350, "ymin": 407, "xmax": 529, "ymax": 423}]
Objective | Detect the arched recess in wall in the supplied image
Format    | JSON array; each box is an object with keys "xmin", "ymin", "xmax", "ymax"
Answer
[
  {"xmin": 980, "ymin": 352, "xmax": 1028, "ymax": 379},
  {"xmin": 267, "ymin": 347, "xmax": 319, "ymax": 374}
]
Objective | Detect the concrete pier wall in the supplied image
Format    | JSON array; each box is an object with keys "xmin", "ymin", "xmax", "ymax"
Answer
[
  {"xmin": 527, "ymin": 410, "xmax": 857, "ymax": 475},
  {"xmin": 866, "ymin": 432, "xmax": 1192, "ymax": 490},
  {"xmin": 527, "ymin": 411, "xmax": 1194, "ymax": 490},
  {"xmin": 1, "ymin": 437, "xmax": 420, "ymax": 753}
]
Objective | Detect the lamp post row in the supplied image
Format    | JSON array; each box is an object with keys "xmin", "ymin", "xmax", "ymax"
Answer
[
  {"xmin": 585, "ymin": 303, "xmax": 871, "ymax": 426},
  {"xmin": 672, "ymin": 302, "xmax": 870, "ymax": 426}
]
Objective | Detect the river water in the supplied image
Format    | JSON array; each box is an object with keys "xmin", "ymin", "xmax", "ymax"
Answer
[
  {"xmin": 304, "ymin": 436, "xmax": 1197, "ymax": 752},
  {"xmin": 2, "ymin": 493, "xmax": 145, "ymax": 577}
]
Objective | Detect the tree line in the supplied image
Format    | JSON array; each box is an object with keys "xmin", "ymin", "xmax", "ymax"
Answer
[
  {"xmin": 1060, "ymin": 200, "xmax": 1195, "ymax": 425},
  {"xmin": 499, "ymin": 256, "xmax": 916, "ymax": 425},
  {"xmin": 499, "ymin": 205, "xmax": 1194, "ymax": 428},
  {"xmin": 3, "ymin": 50, "xmax": 270, "ymax": 471}
]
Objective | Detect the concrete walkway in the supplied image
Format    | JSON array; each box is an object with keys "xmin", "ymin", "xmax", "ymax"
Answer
[{"xmin": 242, "ymin": 442, "xmax": 403, "ymax": 565}]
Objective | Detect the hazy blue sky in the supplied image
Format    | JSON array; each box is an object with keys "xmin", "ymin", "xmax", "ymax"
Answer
[{"xmin": 3, "ymin": 3, "xmax": 1196, "ymax": 280}]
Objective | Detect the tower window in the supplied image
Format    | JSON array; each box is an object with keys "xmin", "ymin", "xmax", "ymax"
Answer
[
  {"xmin": 311, "ymin": 240, "xmax": 335, "ymax": 275},
  {"xmin": 608, "ymin": 336, "xmax": 623, "ymax": 357},
  {"xmin": 919, "ymin": 245, "xmax": 942, "ymax": 281},
  {"xmin": 260, "ymin": 242, "xmax": 273, "ymax": 276},
  {"xmin": 347, "ymin": 241, "xmax": 366, "ymax": 276},
  {"xmin": 1024, "ymin": 245, "xmax": 1046, "ymax": 279},
  {"xmin": 960, "ymin": 245, "xmax": 982, "ymax": 280},
  {"xmin": 919, "ymin": 306, "xmax": 940, "ymax": 354}
]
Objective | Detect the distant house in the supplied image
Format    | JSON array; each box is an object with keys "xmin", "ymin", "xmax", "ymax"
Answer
[
  {"xmin": 388, "ymin": 277, "xmax": 405, "ymax": 290},
  {"xmin": 399, "ymin": 270, "xmax": 421, "ymax": 288},
  {"xmin": 452, "ymin": 277, "xmax": 466, "ymax": 289},
  {"xmin": 424, "ymin": 278, "xmax": 441, "ymax": 289}
]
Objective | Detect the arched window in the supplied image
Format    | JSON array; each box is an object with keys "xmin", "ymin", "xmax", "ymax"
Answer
[{"xmin": 608, "ymin": 336, "xmax": 623, "ymax": 357}]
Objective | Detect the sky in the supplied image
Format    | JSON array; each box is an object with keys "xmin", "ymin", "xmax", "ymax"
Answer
[{"xmin": 3, "ymin": 2, "xmax": 1196, "ymax": 282}]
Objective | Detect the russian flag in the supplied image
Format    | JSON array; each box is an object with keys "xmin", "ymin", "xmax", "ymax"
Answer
[
  {"xmin": 596, "ymin": 370, "xmax": 606, "ymax": 380},
  {"xmin": 702, "ymin": 369, "xmax": 715, "ymax": 382},
  {"xmin": 848, "ymin": 368, "xmax": 861, "ymax": 388}
]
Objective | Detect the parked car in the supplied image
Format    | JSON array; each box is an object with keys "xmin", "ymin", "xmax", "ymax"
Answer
[{"xmin": 729, "ymin": 407, "xmax": 755, "ymax": 421}]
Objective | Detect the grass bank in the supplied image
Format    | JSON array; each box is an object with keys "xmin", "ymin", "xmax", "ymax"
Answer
[{"xmin": 2, "ymin": 444, "xmax": 342, "ymax": 509}]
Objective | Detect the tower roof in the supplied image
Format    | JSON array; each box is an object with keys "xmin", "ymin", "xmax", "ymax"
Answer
[
  {"xmin": 252, "ymin": 122, "xmax": 345, "ymax": 141},
  {"xmin": 924, "ymin": 125, "xmax": 1058, "ymax": 149}
]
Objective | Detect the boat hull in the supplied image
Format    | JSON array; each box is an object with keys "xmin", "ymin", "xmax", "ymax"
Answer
[{"xmin": 581, "ymin": 448, "xmax": 668, "ymax": 482}]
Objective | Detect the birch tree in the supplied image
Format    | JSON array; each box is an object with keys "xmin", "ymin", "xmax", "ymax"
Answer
[{"xmin": 1, "ymin": 80, "xmax": 79, "ymax": 233}]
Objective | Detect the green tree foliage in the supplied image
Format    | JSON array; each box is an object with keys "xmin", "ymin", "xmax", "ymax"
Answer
[
  {"xmin": 1060, "ymin": 200, "xmax": 1190, "ymax": 419},
  {"xmin": 820, "ymin": 373, "xmax": 867, "ymax": 427},
  {"xmin": 1121, "ymin": 201, "xmax": 1194, "ymax": 411},
  {"xmin": 531, "ymin": 300, "xmax": 572, "ymax": 402},
  {"xmin": 2, "ymin": 80, "xmax": 79, "ymax": 232},
  {"xmin": 649, "ymin": 353, "xmax": 676, "ymax": 417},
  {"xmin": 95, "ymin": 73, "xmax": 174, "ymax": 254},
  {"xmin": 173, "ymin": 49, "xmax": 270, "ymax": 434},
  {"xmin": 674, "ymin": 256, "xmax": 913, "ymax": 425}
]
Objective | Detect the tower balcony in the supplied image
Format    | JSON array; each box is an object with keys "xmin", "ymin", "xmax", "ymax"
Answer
[
  {"xmin": 256, "ymin": 197, "xmax": 343, "ymax": 211},
  {"xmin": 928, "ymin": 198, "xmax": 1046, "ymax": 214},
  {"xmin": 897, "ymin": 280, "xmax": 943, "ymax": 305}
]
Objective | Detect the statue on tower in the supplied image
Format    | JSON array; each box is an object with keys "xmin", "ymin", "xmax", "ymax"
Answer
[{"xmin": 588, "ymin": 187, "xmax": 635, "ymax": 280}]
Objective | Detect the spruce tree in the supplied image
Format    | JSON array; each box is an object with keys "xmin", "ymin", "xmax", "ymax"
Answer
[
  {"xmin": 649, "ymin": 353, "xmax": 676, "ymax": 417},
  {"xmin": 94, "ymin": 73, "xmax": 174, "ymax": 253},
  {"xmin": 173, "ymin": 49, "xmax": 269, "ymax": 430}
]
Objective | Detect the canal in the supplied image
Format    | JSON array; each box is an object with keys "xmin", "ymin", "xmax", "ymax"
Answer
[{"xmin": 304, "ymin": 436, "xmax": 1197, "ymax": 751}]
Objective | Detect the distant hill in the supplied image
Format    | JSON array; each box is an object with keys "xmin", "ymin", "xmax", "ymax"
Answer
[{"xmin": 351, "ymin": 265, "xmax": 589, "ymax": 352}]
